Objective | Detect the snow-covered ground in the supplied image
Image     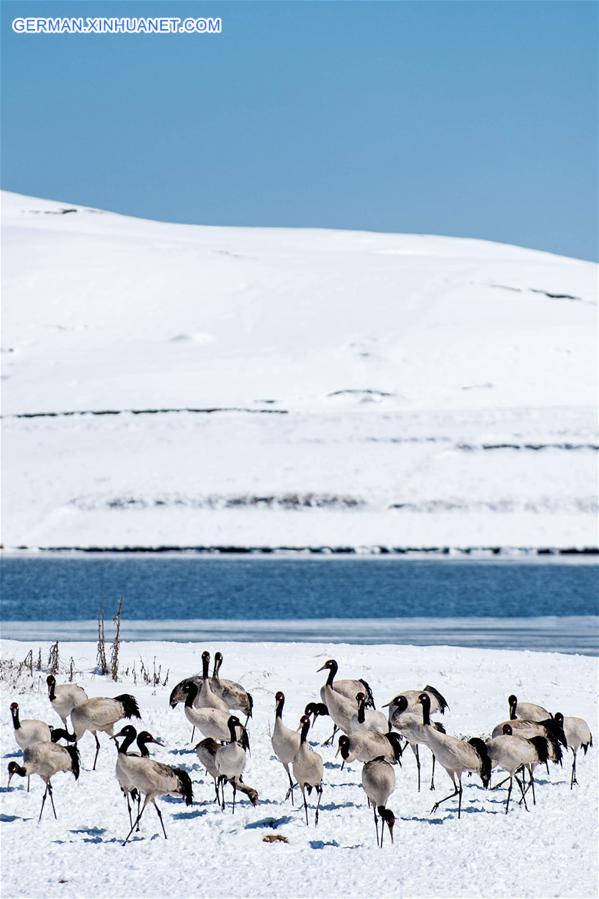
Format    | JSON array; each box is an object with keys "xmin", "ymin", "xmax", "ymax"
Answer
[
  {"xmin": 2, "ymin": 191, "xmax": 597, "ymax": 551},
  {"xmin": 0, "ymin": 639, "xmax": 597, "ymax": 898}
]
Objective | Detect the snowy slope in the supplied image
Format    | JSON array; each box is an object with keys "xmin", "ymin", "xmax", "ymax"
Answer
[
  {"xmin": 2, "ymin": 191, "xmax": 597, "ymax": 550},
  {"xmin": 0, "ymin": 639, "xmax": 597, "ymax": 899}
]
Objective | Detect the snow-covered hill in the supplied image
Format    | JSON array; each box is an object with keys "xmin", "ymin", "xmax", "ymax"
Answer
[{"xmin": 2, "ymin": 191, "xmax": 596, "ymax": 550}]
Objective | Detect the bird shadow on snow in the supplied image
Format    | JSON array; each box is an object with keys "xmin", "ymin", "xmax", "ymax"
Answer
[
  {"xmin": 319, "ymin": 801, "xmax": 357, "ymax": 812},
  {"xmin": 173, "ymin": 809, "xmax": 207, "ymax": 821},
  {"xmin": 169, "ymin": 748, "xmax": 196, "ymax": 756},
  {"xmin": 245, "ymin": 815, "xmax": 293, "ymax": 830},
  {"xmin": 323, "ymin": 761, "xmax": 343, "ymax": 770},
  {"xmin": 2, "ymin": 752, "xmax": 20, "ymax": 759},
  {"xmin": 0, "ymin": 813, "xmax": 30, "ymax": 823},
  {"xmin": 309, "ymin": 840, "xmax": 340, "ymax": 850}
]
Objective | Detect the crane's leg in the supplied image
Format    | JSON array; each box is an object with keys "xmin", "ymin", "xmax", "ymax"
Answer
[
  {"xmin": 515, "ymin": 774, "xmax": 528, "ymax": 811},
  {"xmin": 190, "ymin": 726, "xmax": 195, "ymax": 743},
  {"xmin": 213, "ymin": 776, "xmax": 220, "ymax": 803},
  {"xmin": 373, "ymin": 805, "xmax": 379, "ymax": 847},
  {"xmin": 505, "ymin": 776, "xmax": 513, "ymax": 815},
  {"xmin": 153, "ymin": 800, "xmax": 167, "ymax": 839},
  {"xmin": 315, "ymin": 785, "xmax": 323, "ymax": 826},
  {"xmin": 412, "ymin": 744, "xmax": 421, "ymax": 792},
  {"xmin": 284, "ymin": 765, "xmax": 296, "ymax": 805},
  {"xmin": 38, "ymin": 785, "xmax": 49, "ymax": 823},
  {"xmin": 430, "ymin": 753, "xmax": 437, "ymax": 791},
  {"xmin": 323, "ymin": 725, "xmax": 338, "ymax": 747},
  {"xmin": 47, "ymin": 782, "xmax": 57, "ymax": 820},
  {"xmin": 232, "ymin": 782, "xmax": 237, "ymax": 815},
  {"xmin": 217, "ymin": 776, "xmax": 226, "ymax": 810},
  {"xmin": 124, "ymin": 790, "xmax": 133, "ymax": 827},
  {"xmin": 27, "ymin": 776, "xmax": 30, "ymax": 793},
  {"xmin": 123, "ymin": 796, "xmax": 149, "ymax": 845},
  {"xmin": 571, "ymin": 750, "xmax": 578, "ymax": 788},
  {"xmin": 528, "ymin": 768, "xmax": 536, "ymax": 805},
  {"xmin": 92, "ymin": 733, "xmax": 101, "ymax": 771},
  {"xmin": 431, "ymin": 775, "xmax": 459, "ymax": 815},
  {"xmin": 457, "ymin": 779, "xmax": 463, "ymax": 819},
  {"xmin": 301, "ymin": 786, "xmax": 309, "ymax": 826}
]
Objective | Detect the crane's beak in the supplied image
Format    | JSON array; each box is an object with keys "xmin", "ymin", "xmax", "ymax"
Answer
[
  {"xmin": 149, "ymin": 738, "xmax": 164, "ymax": 746},
  {"xmin": 381, "ymin": 700, "xmax": 392, "ymax": 708},
  {"xmin": 7, "ymin": 771, "xmax": 14, "ymax": 788},
  {"xmin": 388, "ymin": 822, "xmax": 394, "ymax": 844},
  {"xmin": 316, "ymin": 664, "xmax": 327, "ymax": 672}
]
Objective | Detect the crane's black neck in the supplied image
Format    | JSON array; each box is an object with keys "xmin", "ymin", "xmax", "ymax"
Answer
[
  {"xmin": 117, "ymin": 730, "xmax": 137, "ymax": 754},
  {"xmin": 300, "ymin": 719, "xmax": 310, "ymax": 744},
  {"xmin": 509, "ymin": 701, "xmax": 517, "ymax": 721},
  {"xmin": 185, "ymin": 682, "xmax": 199, "ymax": 708},
  {"xmin": 357, "ymin": 696, "xmax": 366, "ymax": 724},
  {"xmin": 47, "ymin": 680, "xmax": 56, "ymax": 701},
  {"xmin": 228, "ymin": 719, "xmax": 239, "ymax": 743},
  {"xmin": 276, "ymin": 696, "xmax": 284, "ymax": 719},
  {"xmin": 213, "ymin": 655, "xmax": 223, "ymax": 679},
  {"xmin": 202, "ymin": 653, "xmax": 210, "ymax": 680},
  {"xmin": 325, "ymin": 661, "xmax": 338, "ymax": 687},
  {"xmin": 421, "ymin": 699, "xmax": 431, "ymax": 726},
  {"xmin": 137, "ymin": 734, "xmax": 151, "ymax": 757},
  {"xmin": 11, "ymin": 708, "xmax": 20, "ymax": 730}
]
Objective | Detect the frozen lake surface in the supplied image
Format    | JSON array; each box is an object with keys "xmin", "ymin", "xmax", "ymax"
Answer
[{"xmin": 1, "ymin": 556, "xmax": 596, "ymax": 653}]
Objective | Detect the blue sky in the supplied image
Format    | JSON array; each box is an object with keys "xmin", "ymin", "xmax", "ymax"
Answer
[{"xmin": 1, "ymin": 1, "xmax": 597, "ymax": 260}]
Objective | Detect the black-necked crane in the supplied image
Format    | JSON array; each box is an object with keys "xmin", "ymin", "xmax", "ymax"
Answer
[
  {"xmin": 169, "ymin": 653, "xmax": 253, "ymax": 730},
  {"xmin": 121, "ymin": 738, "xmax": 193, "ymax": 844},
  {"xmin": 491, "ymin": 715, "xmax": 566, "ymax": 773},
  {"xmin": 10, "ymin": 702, "xmax": 51, "ymax": 751},
  {"xmin": 7, "ymin": 741, "xmax": 80, "ymax": 822},
  {"xmin": 271, "ymin": 691, "xmax": 300, "ymax": 803},
  {"xmin": 10, "ymin": 702, "xmax": 52, "ymax": 792},
  {"xmin": 361, "ymin": 758, "xmax": 396, "ymax": 847},
  {"xmin": 71, "ymin": 693, "xmax": 141, "ymax": 770},
  {"xmin": 317, "ymin": 659, "xmax": 375, "ymax": 744},
  {"xmin": 384, "ymin": 694, "xmax": 446, "ymax": 791},
  {"xmin": 46, "ymin": 675, "xmax": 88, "ymax": 730},
  {"xmin": 197, "ymin": 651, "xmax": 229, "ymax": 711},
  {"xmin": 337, "ymin": 730, "xmax": 403, "ymax": 766},
  {"xmin": 292, "ymin": 715, "xmax": 324, "ymax": 826},
  {"xmin": 350, "ymin": 693, "xmax": 387, "ymax": 734},
  {"xmin": 384, "ymin": 685, "xmax": 449, "ymax": 717},
  {"xmin": 195, "ymin": 737, "xmax": 258, "ymax": 806},
  {"xmin": 179, "ymin": 681, "xmax": 247, "ymax": 743},
  {"xmin": 554, "ymin": 711, "xmax": 593, "ymax": 788},
  {"xmin": 417, "ymin": 693, "xmax": 491, "ymax": 819},
  {"xmin": 508, "ymin": 694, "xmax": 552, "ymax": 723},
  {"xmin": 211, "ymin": 652, "xmax": 254, "ymax": 723},
  {"xmin": 112, "ymin": 725, "xmax": 156, "ymax": 827},
  {"xmin": 317, "ymin": 659, "xmax": 376, "ymax": 707},
  {"xmin": 486, "ymin": 724, "xmax": 553, "ymax": 813},
  {"xmin": 215, "ymin": 715, "xmax": 249, "ymax": 812}
]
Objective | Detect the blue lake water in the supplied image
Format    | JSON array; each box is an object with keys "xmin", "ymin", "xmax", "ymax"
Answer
[{"xmin": 0, "ymin": 556, "xmax": 597, "ymax": 653}]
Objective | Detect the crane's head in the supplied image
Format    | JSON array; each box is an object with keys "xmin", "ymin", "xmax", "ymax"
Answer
[
  {"xmin": 7, "ymin": 761, "xmax": 26, "ymax": 786},
  {"xmin": 502, "ymin": 724, "xmax": 513, "ymax": 736},
  {"xmin": 317, "ymin": 659, "xmax": 336, "ymax": 673},
  {"xmin": 112, "ymin": 724, "xmax": 137, "ymax": 741},
  {"xmin": 355, "ymin": 692, "xmax": 366, "ymax": 703},
  {"xmin": 10, "ymin": 702, "xmax": 18, "ymax": 712},
  {"xmin": 275, "ymin": 691, "xmax": 285, "ymax": 703},
  {"xmin": 336, "ymin": 735, "xmax": 350, "ymax": 761},
  {"xmin": 378, "ymin": 807, "xmax": 395, "ymax": 843}
]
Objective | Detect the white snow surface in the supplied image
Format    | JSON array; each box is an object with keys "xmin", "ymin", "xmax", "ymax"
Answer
[
  {"xmin": 0, "ymin": 639, "xmax": 597, "ymax": 898},
  {"xmin": 2, "ymin": 191, "xmax": 597, "ymax": 550}
]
